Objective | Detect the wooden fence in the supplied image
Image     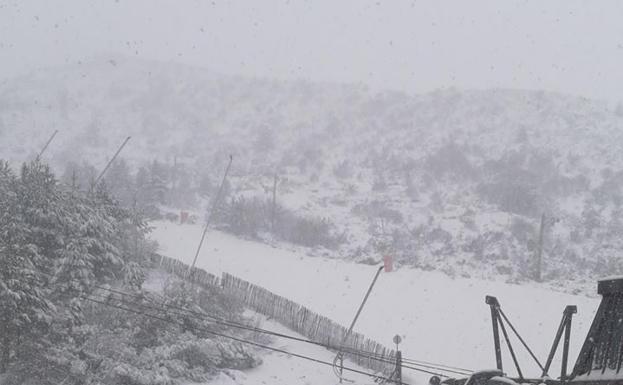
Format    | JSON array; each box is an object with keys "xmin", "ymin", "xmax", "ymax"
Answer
[
  {"xmin": 146, "ymin": 253, "xmax": 221, "ymax": 288},
  {"xmin": 147, "ymin": 253, "xmax": 396, "ymax": 374},
  {"xmin": 221, "ymin": 272, "xmax": 395, "ymax": 374}
]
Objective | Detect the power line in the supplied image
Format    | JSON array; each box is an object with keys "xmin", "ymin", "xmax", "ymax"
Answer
[
  {"xmin": 125, "ymin": 293, "xmax": 457, "ymax": 377},
  {"xmin": 44, "ymin": 268, "xmax": 471, "ymax": 377},
  {"xmin": 84, "ymin": 287, "xmax": 450, "ymax": 377},
  {"xmin": 401, "ymin": 358, "xmax": 473, "ymax": 375},
  {"xmin": 46, "ymin": 271, "xmax": 404, "ymax": 369},
  {"xmin": 400, "ymin": 361, "xmax": 468, "ymax": 376},
  {"xmin": 86, "ymin": 283, "xmax": 457, "ymax": 377},
  {"xmin": 78, "ymin": 293, "xmax": 414, "ymax": 385},
  {"xmin": 47, "ymin": 270, "xmax": 388, "ymax": 358}
]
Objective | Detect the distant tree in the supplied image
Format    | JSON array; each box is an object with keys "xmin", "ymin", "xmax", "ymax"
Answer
[
  {"xmin": 477, "ymin": 181, "xmax": 539, "ymax": 216},
  {"xmin": 61, "ymin": 161, "xmax": 97, "ymax": 192},
  {"xmin": 425, "ymin": 143, "xmax": 473, "ymax": 179},
  {"xmin": 515, "ymin": 127, "xmax": 529, "ymax": 143},
  {"xmin": 403, "ymin": 167, "xmax": 418, "ymax": 200},
  {"xmin": 148, "ymin": 160, "xmax": 170, "ymax": 204},
  {"xmin": 581, "ymin": 204, "xmax": 601, "ymax": 239},
  {"xmin": 372, "ymin": 171, "xmax": 387, "ymax": 192},
  {"xmin": 333, "ymin": 160, "xmax": 354, "ymax": 179},
  {"xmin": 254, "ymin": 126, "xmax": 276, "ymax": 153},
  {"xmin": 353, "ymin": 201, "xmax": 403, "ymax": 235},
  {"xmin": 197, "ymin": 173, "xmax": 213, "ymax": 198},
  {"xmin": 104, "ymin": 158, "xmax": 134, "ymax": 206},
  {"xmin": 169, "ymin": 163, "xmax": 196, "ymax": 208},
  {"xmin": 509, "ymin": 217, "xmax": 535, "ymax": 243}
]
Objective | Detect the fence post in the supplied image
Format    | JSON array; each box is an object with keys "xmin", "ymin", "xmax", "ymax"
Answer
[{"xmin": 395, "ymin": 351, "xmax": 402, "ymax": 384}]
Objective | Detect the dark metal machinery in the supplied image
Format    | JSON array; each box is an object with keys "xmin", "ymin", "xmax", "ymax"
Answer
[
  {"xmin": 543, "ymin": 305, "xmax": 577, "ymax": 382},
  {"xmin": 570, "ymin": 278, "xmax": 623, "ymax": 385},
  {"xmin": 441, "ymin": 277, "xmax": 623, "ymax": 385},
  {"xmin": 485, "ymin": 295, "xmax": 579, "ymax": 384}
]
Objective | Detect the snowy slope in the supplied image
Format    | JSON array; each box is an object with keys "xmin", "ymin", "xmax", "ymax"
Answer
[{"xmin": 151, "ymin": 221, "xmax": 602, "ymax": 385}]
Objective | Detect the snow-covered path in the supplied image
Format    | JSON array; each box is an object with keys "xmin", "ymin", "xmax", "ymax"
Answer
[{"xmin": 151, "ymin": 221, "xmax": 601, "ymax": 385}]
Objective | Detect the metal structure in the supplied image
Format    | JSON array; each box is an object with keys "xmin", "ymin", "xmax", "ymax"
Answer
[
  {"xmin": 571, "ymin": 278, "xmax": 623, "ymax": 385},
  {"xmin": 485, "ymin": 295, "xmax": 546, "ymax": 380},
  {"xmin": 543, "ymin": 305, "xmax": 577, "ymax": 382},
  {"xmin": 440, "ymin": 277, "xmax": 623, "ymax": 385}
]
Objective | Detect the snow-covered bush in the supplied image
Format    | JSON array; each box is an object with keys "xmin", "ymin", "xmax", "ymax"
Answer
[{"xmin": 213, "ymin": 194, "xmax": 345, "ymax": 249}]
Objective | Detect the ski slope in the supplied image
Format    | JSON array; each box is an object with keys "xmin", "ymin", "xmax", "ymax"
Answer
[{"xmin": 150, "ymin": 221, "xmax": 601, "ymax": 385}]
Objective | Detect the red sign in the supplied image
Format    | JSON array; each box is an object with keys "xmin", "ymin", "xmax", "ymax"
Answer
[
  {"xmin": 180, "ymin": 211, "xmax": 189, "ymax": 224},
  {"xmin": 383, "ymin": 255, "xmax": 393, "ymax": 272}
]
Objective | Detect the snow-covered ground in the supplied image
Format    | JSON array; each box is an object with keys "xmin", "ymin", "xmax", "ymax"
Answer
[
  {"xmin": 209, "ymin": 316, "xmax": 379, "ymax": 385},
  {"xmin": 151, "ymin": 221, "xmax": 601, "ymax": 385}
]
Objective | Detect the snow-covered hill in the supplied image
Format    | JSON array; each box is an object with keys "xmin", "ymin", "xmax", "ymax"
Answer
[{"xmin": 2, "ymin": 56, "xmax": 623, "ymax": 287}]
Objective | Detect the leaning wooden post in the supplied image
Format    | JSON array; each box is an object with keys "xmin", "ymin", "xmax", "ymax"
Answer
[
  {"xmin": 92, "ymin": 136, "xmax": 131, "ymax": 190},
  {"xmin": 36, "ymin": 129, "xmax": 59, "ymax": 161},
  {"xmin": 336, "ymin": 265, "xmax": 384, "ymax": 382},
  {"xmin": 188, "ymin": 155, "xmax": 233, "ymax": 283}
]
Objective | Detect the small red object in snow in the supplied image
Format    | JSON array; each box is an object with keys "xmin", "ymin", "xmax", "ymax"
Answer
[
  {"xmin": 180, "ymin": 211, "xmax": 189, "ymax": 224},
  {"xmin": 383, "ymin": 255, "xmax": 393, "ymax": 272}
]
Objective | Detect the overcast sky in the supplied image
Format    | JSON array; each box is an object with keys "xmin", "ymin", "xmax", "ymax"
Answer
[{"xmin": 1, "ymin": 0, "xmax": 623, "ymax": 101}]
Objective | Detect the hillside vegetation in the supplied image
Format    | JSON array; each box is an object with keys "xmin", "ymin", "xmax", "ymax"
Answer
[{"xmin": 2, "ymin": 57, "xmax": 623, "ymax": 287}]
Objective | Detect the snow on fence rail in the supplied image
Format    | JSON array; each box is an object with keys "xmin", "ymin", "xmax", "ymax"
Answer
[
  {"xmin": 221, "ymin": 272, "xmax": 396, "ymax": 374},
  {"xmin": 147, "ymin": 253, "xmax": 395, "ymax": 374},
  {"xmin": 147, "ymin": 253, "xmax": 221, "ymax": 288}
]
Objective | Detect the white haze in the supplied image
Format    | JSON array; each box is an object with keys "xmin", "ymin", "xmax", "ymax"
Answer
[{"xmin": 1, "ymin": 0, "xmax": 623, "ymax": 101}]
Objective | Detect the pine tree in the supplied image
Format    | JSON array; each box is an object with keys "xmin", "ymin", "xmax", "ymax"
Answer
[
  {"xmin": 103, "ymin": 158, "xmax": 134, "ymax": 206},
  {"xmin": 18, "ymin": 161, "xmax": 65, "ymax": 270},
  {"xmin": 52, "ymin": 183, "xmax": 125, "ymax": 295},
  {"xmin": 148, "ymin": 160, "xmax": 169, "ymax": 205},
  {"xmin": 0, "ymin": 162, "xmax": 52, "ymax": 373}
]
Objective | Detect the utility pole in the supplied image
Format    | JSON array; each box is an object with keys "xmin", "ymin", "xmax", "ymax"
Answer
[
  {"xmin": 92, "ymin": 136, "xmax": 131, "ymax": 190},
  {"xmin": 334, "ymin": 265, "xmax": 384, "ymax": 383},
  {"xmin": 188, "ymin": 155, "xmax": 233, "ymax": 281},
  {"xmin": 535, "ymin": 213, "xmax": 546, "ymax": 282},
  {"xmin": 35, "ymin": 129, "xmax": 59, "ymax": 161},
  {"xmin": 271, "ymin": 174, "xmax": 278, "ymax": 232}
]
